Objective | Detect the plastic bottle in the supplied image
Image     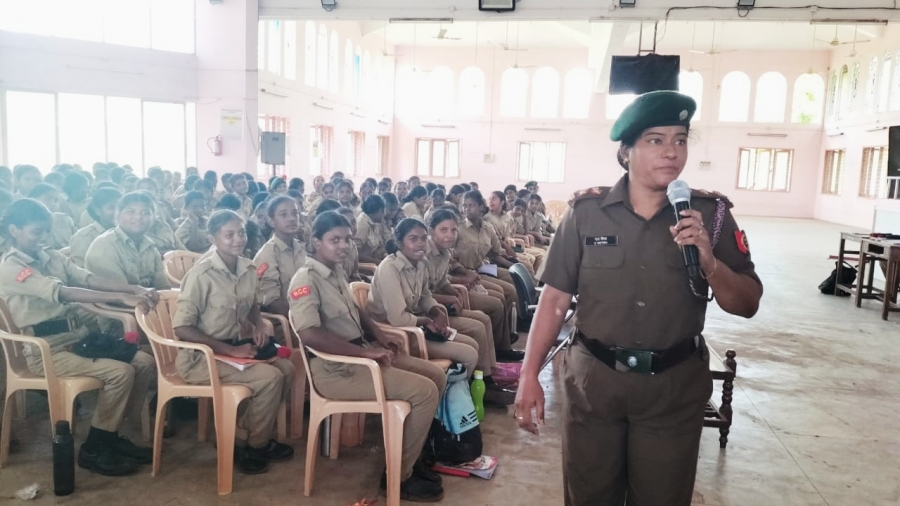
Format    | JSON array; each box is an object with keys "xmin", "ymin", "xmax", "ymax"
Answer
[
  {"xmin": 52, "ymin": 420, "xmax": 75, "ymax": 496},
  {"xmin": 470, "ymin": 370, "xmax": 486, "ymax": 422}
]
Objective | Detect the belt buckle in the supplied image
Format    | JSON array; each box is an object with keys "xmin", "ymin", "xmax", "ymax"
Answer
[{"xmin": 614, "ymin": 348, "xmax": 655, "ymax": 374}]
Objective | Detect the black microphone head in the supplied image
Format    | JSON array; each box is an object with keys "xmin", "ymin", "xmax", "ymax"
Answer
[{"xmin": 667, "ymin": 180, "xmax": 691, "ymax": 205}]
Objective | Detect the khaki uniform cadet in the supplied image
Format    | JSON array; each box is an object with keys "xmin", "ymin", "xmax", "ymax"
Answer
[
  {"xmin": 525, "ymin": 209, "xmax": 548, "ymax": 243},
  {"xmin": 401, "ymin": 201, "xmax": 424, "ymax": 221},
  {"xmin": 354, "ymin": 212, "xmax": 391, "ymax": 263},
  {"xmin": 541, "ymin": 92, "xmax": 763, "ymax": 506},
  {"xmin": 424, "ymin": 237, "xmax": 497, "ymax": 373},
  {"xmin": 84, "ymin": 227, "xmax": 171, "ymax": 289},
  {"xmin": 343, "ymin": 204, "xmax": 361, "ymax": 220},
  {"xmin": 253, "ymin": 235, "xmax": 307, "ymax": 312},
  {"xmin": 65, "ymin": 199, "xmax": 89, "ymax": 228},
  {"xmin": 238, "ymin": 194, "xmax": 254, "ymax": 220},
  {"xmin": 69, "ymin": 221, "xmax": 108, "ymax": 268},
  {"xmin": 0, "ymin": 236, "xmax": 9, "ymax": 258},
  {"xmin": 79, "ymin": 209, "xmax": 94, "ymax": 229},
  {"xmin": 368, "ymin": 253, "xmax": 479, "ymax": 377},
  {"xmin": 49, "ymin": 212, "xmax": 76, "ymax": 250},
  {"xmin": 175, "ymin": 215, "xmax": 211, "ymax": 254},
  {"xmin": 173, "ymin": 253, "xmax": 294, "ymax": 449},
  {"xmin": 296, "ymin": 213, "xmax": 312, "ymax": 244},
  {"xmin": 454, "ymin": 218, "xmax": 520, "ymax": 351},
  {"xmin": 288, "ymin": 257, "xmax": 445, "ymax": 482},
  {"xmin": 489, "ymin": 210, "xmax": 546, "ymax": 270},
  {"xmin": 484, "ymin": 212, "xmax": 538, "ymax": 276},
  {"xmin": 0, "ymin": 247, "xmax": 155, "ymax": 431},
  {"xmin": 146, "ymin": 218, "xmax": 184, "ymax": 255}
]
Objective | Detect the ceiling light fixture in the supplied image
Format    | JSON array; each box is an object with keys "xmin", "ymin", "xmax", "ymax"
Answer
[
  {"xmin": 479, "ymin": 0, "xmax": 515, "ymax": 12},
  {"xmin": 260, "ymin": 88, "xmax": 288, "ymax": 98},
  {"xmin": 618, "ymin": 0, "xmax": 636, "ymax": 8},
  {"xmin": 737, "ymin": 0, "xmax": 754, "ymax": 9},
  {"xmin": 321, "ymin": 0, "xmax": 336, "ymax": 11},
  {"xmin": 809, "ymin": 19, "xmax": 888, "ymax": 25}
]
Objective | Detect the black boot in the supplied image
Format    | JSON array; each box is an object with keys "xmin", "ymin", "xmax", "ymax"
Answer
[
  {"xmin": 78, "ymin": 427, "xmax": 139, "ymax": 477},
  {"xmin": 234, "ymin": 445, "xmax": 268, "ymax": 474},
  {"xmin": 496, "ymin": 348, "xmax": 525, "ymax": 362},
  {"xmin": 380, "ymin": 471, "xmax": 444, "ymax": 502},
  {"xmin": 111, "ymin": 434, "xmax": 152, "ymax": 464}
]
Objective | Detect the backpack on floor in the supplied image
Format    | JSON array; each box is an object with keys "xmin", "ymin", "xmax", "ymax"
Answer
[
  {"xmin": 423, "ymin": 363, "xmax": 483, "ymax": 465},
  {"xmin": 818, "ymin": 261, "xmax": 856, "ymax": 296}
]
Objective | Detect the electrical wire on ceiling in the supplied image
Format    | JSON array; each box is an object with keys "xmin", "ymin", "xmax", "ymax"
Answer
[{"xmin": 664, "ymin": 3, "xmax": 900, "ymax": 19}]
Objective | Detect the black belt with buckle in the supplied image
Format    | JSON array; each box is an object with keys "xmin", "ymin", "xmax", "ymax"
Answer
[{"xmin": 575, "ymin": 331, "xmax": 701, "ymax": 375}]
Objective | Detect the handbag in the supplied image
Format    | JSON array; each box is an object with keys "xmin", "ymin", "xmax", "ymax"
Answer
[
  {"xmin": 71, "ymin": 333, "xmax": 139, "ymax": 363},
  {"xmin": 818, "ymin": 261, "xmax": 856, "ymax": 296}
]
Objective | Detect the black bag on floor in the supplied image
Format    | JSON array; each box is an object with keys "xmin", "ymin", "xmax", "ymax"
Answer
[
  {"xmin": 819, "ymin": 261, "xmax": 856, "ymax": 296},
  {"xmin": 424, "ymin": 419, "xmax": 483, "ymax": 465}
]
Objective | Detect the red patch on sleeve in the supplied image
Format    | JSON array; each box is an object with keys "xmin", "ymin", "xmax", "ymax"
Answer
[
  {"xmin": 256, "ymin": 263, "xmax": 269, "ymax": 277},
  {"xmin": 15, "ymin": 268, "xmax": 33, "ymax": 283},
  {"xmin": 735, "ymin": 230, "xmax": 750, "ymax": 254},
  {"xmin": 290, "ymin": 286, "xmax": 310, "ymax": 299}
]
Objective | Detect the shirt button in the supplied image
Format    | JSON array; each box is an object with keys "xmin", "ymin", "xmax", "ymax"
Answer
[
  {"xmin": 639, "ymin": 265, "xmax": 646, "ymax": 270},
  {"xmin": 636, "ymin": 301, "xmax": 646, "ymax": 308}
]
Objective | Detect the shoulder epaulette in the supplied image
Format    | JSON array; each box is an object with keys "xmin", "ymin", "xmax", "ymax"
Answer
[
  {"xmin": 692, "ymin": 189, "xmax": 734, "ymax": 209},
  {"xmin": 568, "ymin": 186, "xmax": 611, "ymax": 207}
]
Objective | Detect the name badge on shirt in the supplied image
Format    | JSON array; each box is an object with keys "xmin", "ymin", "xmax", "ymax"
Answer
[{"xmin": 584, "ymin": 236, "xmax": 618, "ymax": 247}]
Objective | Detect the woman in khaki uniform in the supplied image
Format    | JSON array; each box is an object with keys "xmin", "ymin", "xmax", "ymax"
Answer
[
  {"xmin": 355, "ymin": 195, "xmax": 392, "ymax": 265},
  {"xmin": 175, "ymin": 191, "xmax": 211, "ymax": 253},
  {"xmin": 0, "ymin": 198, "xmax": 157, "ymax": 477},
  {"xmin": 368, "ymin": 218, "xmax": 479, "ymax": 377},
  {"xmin": 288, "ymin": 211, "xmax": 445, "ymax": 502},
  {"xmin": 62, "ymin": 171, "xmax": 91, "ymax": 226},
  {"xmin": 28, "ymin": 183, "xmax": 77, "ymax": 250},
  {"xmin": 253, "ymin": 196, "xmax": 306, "ymax": 317},
  {"xmin": 173, "ymin": 210, "xmax": 295, "ymax": 475},
  {"xmin": 306, "ymin": 175, "xmax": 325, "ymax": 205},
  {"xmin": 336, "ymin": 207, "xmax": 364, "ymax": 282},
  {"xmin": 400, "ymin": 186, "xmax": 427, "ymax": 221},
  {"xmin": 70, "ymin": 188, "xmax": 120, "ymax": 267},
  {"xmin": 85, "ymin": 192, "xmax": 171, "ymax": 290},
  {"xmin": 485, "ymin": 191, "xmax": 539, "ymax": 276}
]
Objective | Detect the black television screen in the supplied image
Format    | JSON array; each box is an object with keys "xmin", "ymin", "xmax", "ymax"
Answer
[
  {"xmin": 609, "ymin": 54, "xmax": 680, "ymax": 95},
  {"xmin": 889, "ymin": 126, "xmax": 900, "ymax": 178}
]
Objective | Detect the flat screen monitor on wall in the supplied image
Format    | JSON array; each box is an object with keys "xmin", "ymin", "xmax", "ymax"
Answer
[
  {"xmin": 889, "ymin": 126, "xmax": 900, "ymax": 178},
  {"xmin": 609, "ymin": 54, "xmax": 680, "ymax": 95}
]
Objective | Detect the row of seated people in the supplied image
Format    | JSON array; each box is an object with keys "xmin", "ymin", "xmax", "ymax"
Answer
[{"xmin": 0, "ymin": 165, "xmax": 558, "ymax": 502}]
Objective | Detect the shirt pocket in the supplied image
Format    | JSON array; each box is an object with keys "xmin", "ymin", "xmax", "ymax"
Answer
[
  {"xmin": 580, "ymin": 246, "xmax": 625, "ymax": 270},
  {"xmin": 208, "ymin": 293, "xmax": 237, "ymax": 311},
  {"xmin": 322, "ymin": 298, "xmax": 352, "ymax": 320}
]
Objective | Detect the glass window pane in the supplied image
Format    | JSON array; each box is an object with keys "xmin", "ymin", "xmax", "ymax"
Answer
[
  {"xmin": 432, "ymin": 141, "xmax": 445, "ymax": 177},
  {"xmin": 754, "ymin": 150, "xmax": 771, "ymax": 190},
  {"xmin": 458, "ymin": 67, "xmax": 485, "ymax": 117},
  {"xmin": 548, "ymin": 142, "xmax": 566, "ymax": 183},
  {"xmin": 317, "ymin": 25, "xmax": 328, "ymax": 90},
  {"xmin": 185, "ymin": 102, "xmax": 197, "ymax": 168},
  {"xmin": 5, "ymin": 91, "xmax": 57, "ymax": 171},
  {"xmin": 754, "ymin": 72, "xmax": 787, "ymax": 123},
  {"xmin": 518, "ymin": 143, "xmax": 531, "ymax": 180},
  {"xmin": 150, "ymin": 0, "xmax": 194, "ymax": 53},
  {"xmin": 563, "ymin": 69, "xmax": 592, "ymax": 119},
  {"xmin": 54, "ymin": 0, "xmax": 104, "ymax": 42},
  {"xmin": 143, "ymin": 102, "xmax": 185, "ymax": 173},
  {"xmin": 329, "ymin": 31, "xmax": 339, "ymax": 92},
  {"xmin": 305, "ymin": 21, "xmax": 316, "ymax": 87},
  {"xmin": 268, "ymin": 20, "xmax": 282, "ymax": 75},
  {"xmin": 737, "ymin": 149, "xmax": 750, "ymax": 189},
  {"xmin": 106, "ymin": 97, "xmax": 143, "ymax": 173},
  {"xmin": 500, "ymin": 68, "xmax": 528, "ymax": 118},
  {"xmin": 283, "ymin": 21, "xmax": 296, "ymax": 80},
  {"xmin": 531, "ymin": 67, "xmax": 560, "ymax": 118},
  {"xmin": 416, "ymin": 140, "xmax": 431, "ymax": 176},
  {"xmin": 720, "ymin": 72, "xmax": 751, "ymax": 122},
  {"xmin": 58, "ymin": 93, "xmax": 106, "ymax": 170},
  {"xmin": 679, "ymin": 70, "xmax": 703, "ymax": 120},
  {"xmin": 258, "ymin": 20, "xmax": 266, "ymax": 70},
  {"xmin": 446, "ymin": 141, "xmax": 459, "ymax": 178},
  {"xmin": 532, "ymin": 142, "xmax": 550, "ymax": 182},
  {"xmin": 104, "ymin": 0, "xmax": 150, "ymax": 48}
]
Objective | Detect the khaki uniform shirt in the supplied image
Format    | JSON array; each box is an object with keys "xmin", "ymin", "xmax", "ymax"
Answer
[
  {"xmin": 175, "ymin": 216, "xmax": 210, "ymax": 254},
  {"xmin": 526, "ymin": 210, "xmax": 544, "ymax": 234},
  {"xmin": 342, "ymin": 205, "xmax": 361, "ymax": 220},
  {"xmin": 0, "ymin": 236, "xmax": 10, "ymax": 258},
  {"xmin": 288, "ymin": 257, "xmax": 364, "ymax": 342},
  {"xmin": 424, "ymin": 238, "xmax": 452, "ymax": 294},
  {"xmin": 173, "ymin": 252, "xmax": 258, "ymax": 341},
  {"xmin": 343, "ymin": 240, "xmax": 361, "ymax": 281},
  {"xmin": 147, "ymin": 218, "xmax": 184, "ymax": 255},
  {"xmin": 296, "ymin": 214, "xmax": 312, "ymax": 244},
  {"xmin": 485, "ymin": 212, "xmax": 515, "ymax": 240},
  {"xmin": 368, "ymin": 253, "xmax": 440, "ymax": 327},
  {"xmin": 253, "ymin": 235, "xmax": 307, "ymax": 307},
  {"xmin": 50, "ymin": 213, "xmax": 76, "ymax": 250},
  {"xmin": 65, "ymin": 199, "xmax": 89, "ymax": 226},
  {"xmin": 354, "ymin": 213, "xmax": 391, "ymax": 262},
  {"xmin": 454, "ymin": 218, "xmax": 503, "ymax": 271},
  {"xmin": 0, "ymin": 247, "xmax": 95, "ymax": 351},
  {"xmin": 401, "ymin": 202, "xmax": 424, "ymax": 221},
  {"xmin": 238, "ymin": 194, "xmax": 254, "ymax": 219},
  {"xmin": 512, "ymin": 214, "xmax": 527, "ymax": 235},
  {"xmin": 69, "ymin": 221, "xmax": 107, "ymax": 267},
  {"xmin": 540, "ymin": 175, "xmax": 762, "ymax": 351},
  {"xmin": 79, "ymin": 210, "xmax": 93, "ymax": 229},
  {"xmin": 84, "ymin": 227, "xmax": 170, "ymax": 289}
]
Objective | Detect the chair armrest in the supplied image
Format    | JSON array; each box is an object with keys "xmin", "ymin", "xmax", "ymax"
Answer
[
  {"xmin": 305, "ymin": 346, "xmax": 386, "ymax": 404},
  {"xmin": 377, "ymin": 326, "xmax": 411, "ymax": 355},
  {"xmin": 451, "ymin": 284, "xmax": 470, "ymax": 310},
  {"xmin": 373, "ymin": 322, "xmax": 428, "ymax": 360},
  {"xmin": 82, "ymin": 303, "xmax": 139, "ymax": 333},
  {"xmin": 358, "ymin": 263, "xmax": 378, "ymax": 276},
  {"xmin": 0, "ymin": 332, "xmax": 57, "ymax": 384},
  {"xmin": 261, "ymin": 312, "xmax": 294, "ymax": 348}
]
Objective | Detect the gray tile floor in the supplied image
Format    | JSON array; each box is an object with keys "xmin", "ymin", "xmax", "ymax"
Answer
[{"xmin": 1, "ymin": 216, "xmax": 896, "ymax": 505}]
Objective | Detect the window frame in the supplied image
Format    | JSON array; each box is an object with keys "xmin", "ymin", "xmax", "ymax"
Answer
[
  {"xmin": 516, "ymin": 141, "xmax": 567, "ymax": 184},
  {"xmin": 309, "ymin": 124, "xmax": 334, "ymax": 177},
  {"xmin": 735, "ymin": 147, "xmax": 794, "ymax": 192},
  {"xmin": 376, "ymin": 136, "xmax": 390, "ymax": 175},
  {"xmin": 859, "ymin": 146, "xmax": 888, "ymax": 199},
  {"xmin": 821, "ymin": 149, "xmax": 845, "ymax": 195},
  {"xmin": 346, "ymin": 130, "xmax": 365, "ymax": 177},
  {"xmin": 414, "ymin": 138, "xmax": 460, "ymax": 179}
]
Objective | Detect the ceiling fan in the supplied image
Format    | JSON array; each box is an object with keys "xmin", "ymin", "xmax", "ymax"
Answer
[
  {"xmin": 817, "ymin": 25, "xmax": 870, "ymax": 47},
  {"xmin": 508, "ymin": 24, "xmax": 534, "ymax": 69},
  {"xmin": 411, "ymin": 25, "xmax": 433, "ymax": 73},
  {"xmin": 493, "ymin": 23, "xmax": 528, "ymax": 52},
  {"xmin": 843, "ymin": 26, "xmax": 866, "ymax": 59},
  {"xmin": 684, "ymin": 22, "xmax": 713, "ymax": 72},
  {"xmin": 431, "ymin": 26, "xmax": 461, "ymax": 41},
  {"xmin": 689, "ymin": 22, "xmax": 735, "ymax": 57}
]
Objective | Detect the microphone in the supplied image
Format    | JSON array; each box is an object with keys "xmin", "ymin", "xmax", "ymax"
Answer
[{"xmin": 666, "ymin": 180, "xmax": 702, "ymax": 280}]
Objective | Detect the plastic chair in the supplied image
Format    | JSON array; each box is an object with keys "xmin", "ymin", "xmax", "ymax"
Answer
[
  {"xmin": 163, "ymin": 250, "xmax": 201, "ymax": 288},
  {"xmin": 358, "ymin": 262, "xmax": 378, "ymax": 277},
  {"xmin": 260, "ymin": 312, "xmax": 307, "ymax": 440},
  {"xmin": 135, "ymin": 291, "xmax": 252, "ymax": 495},
  {"xmin": 287, "ymin": 312, "xmax": 411, "ymax": 506},
  {"xmin": 0, "ymin": 330, "xmax": 103, "ymax": 467}
]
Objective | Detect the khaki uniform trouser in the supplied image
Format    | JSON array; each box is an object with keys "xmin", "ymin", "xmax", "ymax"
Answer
[
  {"xmin": 450, "ymin": 311, "xmax": 496, "ymax": 373},
  {"xmin": 469, "ymin": 289, "xmax": 510, "ymax": 351},
  {"xmin": 424, "ymin": 332, "xmax": 478, "ymax": 380},
  {"xmin": 26, "ymin": 350, "xmax": 155, "ymax": 433},
  {"xmin": 479, "ymin": 271, "xmax": 519, "ymax": 350},
  {"xmin": 309, "ymin": 353, "xmax": 445, "ymax": 481},
  {"xmin": 175, "ymin": 350, "xmax": 294, "ymax": 448},
  {"xmin": 561, "ymin": 341, "xmax": 712, "ymax": 506}
]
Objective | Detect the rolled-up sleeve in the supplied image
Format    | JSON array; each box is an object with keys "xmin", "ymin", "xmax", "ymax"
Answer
[
  {"xmin": 287, "ymin": 270, "xmax": 322, "ymax": 333},
  {"xmin": 253, "ymin": 246, "xmax": 281, "ymax": 306},
  {"xmin": 172, "ymin": 270, "xmax": 203, "ymax": 328},
  {"xmin": 376, "ymin": 266, "xmax": 419, "ymax": 328}
]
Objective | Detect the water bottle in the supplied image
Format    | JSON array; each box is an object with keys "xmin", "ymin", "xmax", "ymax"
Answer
[
  {"xmin": 52, "ymin": 420, "xmax": 75, "ymax": 496},
  {"xmin": 470, "ymin": 370, "xmax": 486, "ymax": 423}
]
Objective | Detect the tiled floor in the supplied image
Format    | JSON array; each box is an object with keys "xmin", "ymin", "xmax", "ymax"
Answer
[{"xmin": 2, "ymin": 216, "xmax": 898, "ymax": 505}]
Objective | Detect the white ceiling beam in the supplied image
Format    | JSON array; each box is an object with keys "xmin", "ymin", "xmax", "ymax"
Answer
[{"xmin": 588, "ymin": 22, "xmax": 634, "ymax": 94}]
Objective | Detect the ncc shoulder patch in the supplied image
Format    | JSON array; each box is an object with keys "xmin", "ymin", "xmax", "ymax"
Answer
[
  {"xmin": 256, "ymin": 263, "xmax": 269, "ymax": 277},
  {"xmin": 16, "ymin": 267, "xmax": 33, "ymax": 283},
  {"xmin": 693, "ymin": 188, "xmax": 734, "ymax": 209},
  {"xmin": 567, "ymin": 186, "xmax": 610, "ymax": 207},
  {"xmin": 735, "ymin": 230, "xmax": 750, "ymax": 254},
  {"xmin": 290, "ymin": 285, "xmax": 311, "ymax": 299}
]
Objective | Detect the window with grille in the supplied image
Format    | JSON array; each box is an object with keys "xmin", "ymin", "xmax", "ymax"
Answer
[
  {"xmin": 860, "ymin": 147, "xmax": 888, "ymax": 199},
  {"xmin": 517, "ymin": 142, "xmax": 566, "ymax": 183},
  {"xmin": 376, "ymin": 136, "xmax": 390, "ymax": 175},
  {"xmin": 258, "ymin": 115, "xmax": 291, "ymax": 178},
  {"xmin": 736, "ymin": 148, "xmax": 793, "ymax": 192},
  {"xmin": 346, "ymin": 131, "xmax": 365, "ymax": 177},
  {"xmin": 415, "ymin": 139, "xmax": 460, "ymax": 178},
  {"xmin": 309, "ymin": 125, "xmax": 333, "ymax": 177},
  {"xmin": 822, "ymin": 150, "xmax": 845, "ymax": 195}
]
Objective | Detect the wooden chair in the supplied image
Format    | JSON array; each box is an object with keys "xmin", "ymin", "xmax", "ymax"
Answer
[
  {"xmin": 0, "ymin": 330, "xmax": 103, "ymax": 467},
  {"xmin": 288, "ymin": 312, "xmax": 411, "ymax": 506},
  {"xmin": 163, "ymin": 250, "xmax": 201, "ymax": 288},
  {"xmin": 545, "ymin": 200, "xmax": 567, "ymax": 225},
  {"xmin": 136, "ymin": 291, "xmax": 253, "ymax": 495}
]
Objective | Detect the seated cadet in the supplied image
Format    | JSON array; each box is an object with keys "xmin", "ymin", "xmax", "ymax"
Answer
[
  {"xmin": 0, "ymin": 199, "xmax": 156, "ymax": 476},
  {"xmin": 336, "ymin": 207, "xmax": 364, "ymax": 282},
  {"xmin": 400, "ymin": 186, "xmax": 427, "ymax": 221},
  {"xmin": 446, "ymin": 185, "xmax": 465, "ymax": 210},
  {"xmin": 422, "ymin": 188, "xmax": 445, "ymax": 227},
  {"xmin": 286, "ymin": 189, "xmax": 311, "ymax": 242},
  {"xmin": 268, "ymin": 176, "xmax": 287, "ymax": 195},
  {"xmin": 503, "ymin": 185, "xmax": 517, "ymax": 209},
  {"xmin": 84, "ymin": 191, "xmax": 171, "ymax": 290},
  {"xmin": 121, "ymin": 175, "xmax": 139, "ymax": 194},
  {"xmin": 137, "ymin": 177, "xmax": 177, "ymax": 225},
  {"xmin": 253, "ymin": 196, "xmax": 306, "ymax": 317},
  {"xmin": 230, "ymin": 175, "xmax": 254, "ymax": 219},
  {"xmin": 44, "ymin": 172, "xmax": 65, "ymax": 191},
  {"xmin": 214, "ymin": 194, "xmax": 261, "ymax": 258},
  {"xmin": 355, "ymin": 194, "xmax": 392, "ymax": 265},
  {"xmin": 485, "ymin": 191, "xmax": 538, "ymax": 276},
  {"xmin": 306, "ymin": 182, "xmax": 335, "ymax": 215},
  {"xmin": 0, "ymin": 189, "xmax": 13, "ymax": 256},
  {"xmin": 382, "ymin": 192, "xmax": 405, "ymax": 229},
  {"xmin": 13, "ymin": 164, "xmax": 42, "ymax": 199},
  {"xmin": 368, "ymin": 218, "xmax": 479, "ymax": 377},
  {"xmin": 70, "ymin": 188, "xmax": 121, "ymax": 267},
  {"xmin": 195, "ymin": 179, "xmax": 217, "ymax": 209},
  {"xmin": 171, "ymin": 175, "xmax": 199, "ymax": 212},
  {"xmin": 27, "ymin": 183, "xmax": 77, "ymax": 250},
  {"xmin": 394, "ymin": 181, "xmax": 409, "ymax": 202},
  {"xmin": 335, "ymin": 180, "xmax": 360, "ymax": 219},
  {"xmin": 288, "ymin": 211, "xmax": 445, "ymax": 502},
  {"xmin": 173, "ymin": 210, "xmax": 295, "ymax": 474},
  {"xmin": 306, "ymin": 175, "xmax": 324, "ymax": 205},
  {"xmin": 526, "ymin": 194, "xmax": 552, "ymax": 245},
  {"xmin": 510, "ymin": 198, "xmax": 535, "ymax": 245},
  {"xmin": 62, "ymin": 172, "xmax": 92, "ymax": 227},
  {"xmin": 175, "ymin": 191, "xmax": 211, "ymax": 254}
]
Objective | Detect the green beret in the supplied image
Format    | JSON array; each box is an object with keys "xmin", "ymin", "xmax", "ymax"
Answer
[
  {"xmin": 610, "ymin": 91, "xmax": 696, "ymax": 144},
  {"xmin": 525, "ymin": 181, "xmax": 538, "ymax": 188}
]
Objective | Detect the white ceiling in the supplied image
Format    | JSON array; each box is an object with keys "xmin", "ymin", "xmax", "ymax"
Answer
[{"xmin": 375, "ymin": 20, "xmax": 886, "ymax": 53}]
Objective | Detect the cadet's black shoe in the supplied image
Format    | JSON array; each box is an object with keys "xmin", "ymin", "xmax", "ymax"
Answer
[
  {"xmin": 380, "ymin": 472, "xmax": 444, "ymax": 502},
  {"xmin": 484, "ymin": 384, "xmax": 516, "ymax": 406},
  {"xmin": 413, "ymin": 461, "xmax": 442, "ymax": 484},
  {"xmin": 496, "ymin": 348, "xmax": 525, "ymax": 362},
  {"xmin": 248, "ymin": 439, "xmax": 294, "ymax": 462},
  {"xmin": 78, "ymin": 444, "xmax": 139, "ymax": 476},
  {"xmin": 234, "ymin": 445, "xmax": 268, "ymax": 474},
  {"xmin": 112, "ymin": 435, "xmax": 152, "ymax": 465}
]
